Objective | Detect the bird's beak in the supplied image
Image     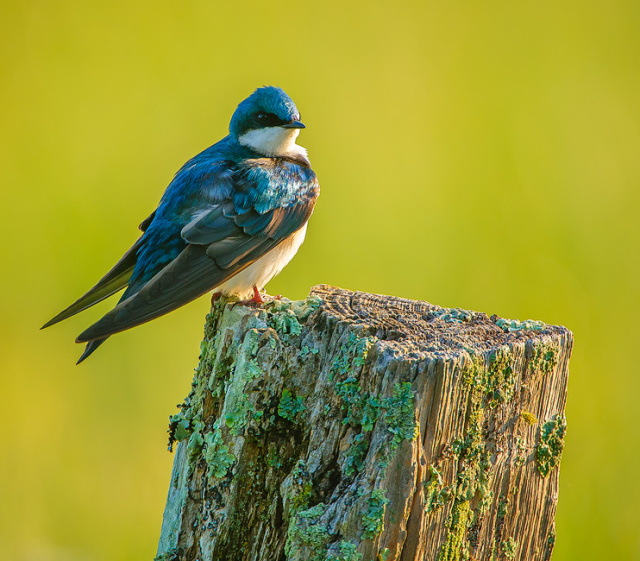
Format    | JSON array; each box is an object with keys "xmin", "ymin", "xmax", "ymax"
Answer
[{"xmin": 282, "ymin": 120, "xmax": 305, "ymax": 129}]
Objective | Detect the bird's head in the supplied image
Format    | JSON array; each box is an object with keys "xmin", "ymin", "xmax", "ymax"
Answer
[{"xmin": 230, "ymin": 86, "xmax": 306, "ymax": 158}]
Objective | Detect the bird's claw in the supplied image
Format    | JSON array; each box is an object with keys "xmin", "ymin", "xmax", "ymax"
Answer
[{"xmin": 231, "ymin": 286, "xmax": 268, "ymax": 308}]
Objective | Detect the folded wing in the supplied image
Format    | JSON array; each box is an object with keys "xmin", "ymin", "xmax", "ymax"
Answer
[{"xmin": 77, "ymin": 162, "xmax": 319, "ymax": 342}]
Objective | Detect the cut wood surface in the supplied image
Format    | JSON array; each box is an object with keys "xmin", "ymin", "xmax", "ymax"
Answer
[{"xmin": 155, "ymin": 285, "xmax": 572, "ymax": 561}]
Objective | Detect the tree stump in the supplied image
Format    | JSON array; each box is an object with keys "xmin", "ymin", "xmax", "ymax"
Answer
[{"xmin": 156, "ymin": 285, "xmax": 572, "ymax": 561}]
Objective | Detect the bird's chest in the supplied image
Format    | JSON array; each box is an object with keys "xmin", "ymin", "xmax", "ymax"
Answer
[
  {"xmin": 215, "ymin": 225, "xmax": 308, "ymax": 298},
  {"xmin": 236, "ymin": 159, "xmax": 317, "ymax": 212}
]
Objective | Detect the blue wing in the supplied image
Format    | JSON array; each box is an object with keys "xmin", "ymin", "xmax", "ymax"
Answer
[
  {"xmin": 75, "ymin": 155, "xmax": 319, "ymax": 345},
  {"xmin": 41, "ymin": 212, "xmax": 156, "ymax": 330}
]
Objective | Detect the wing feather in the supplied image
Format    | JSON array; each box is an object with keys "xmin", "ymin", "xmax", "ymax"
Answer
[
  {"xmin": 42, "ymin": 238, "xmax": 142, "ymax": 329},
  {"xmin": 180, "ymin": 202, "xmax": 238, "ymax": 244},
  {"xmin": 77, "ymin": 239, "xmax": 267, "ymax": 341}
]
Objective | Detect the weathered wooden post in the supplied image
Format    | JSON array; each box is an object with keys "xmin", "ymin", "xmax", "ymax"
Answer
[{"xmin": 155, "ymin": 285, "xmax": 571, "ymax": 561}]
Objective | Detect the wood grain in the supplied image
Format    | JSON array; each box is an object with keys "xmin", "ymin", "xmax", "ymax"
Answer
[{"xmin": 156, "ymin": 285, "xmax": 572, "ymax": 561}]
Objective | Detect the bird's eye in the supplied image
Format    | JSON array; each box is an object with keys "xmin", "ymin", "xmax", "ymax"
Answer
[{"xmin": 255, "ymin": 112, "xmax": 282, "ymax": 127}]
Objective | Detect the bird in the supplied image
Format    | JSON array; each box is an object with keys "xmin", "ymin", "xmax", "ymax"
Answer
[{"xmin": 42, "ymin": 86, "xmax": 319, "ymax": 364}]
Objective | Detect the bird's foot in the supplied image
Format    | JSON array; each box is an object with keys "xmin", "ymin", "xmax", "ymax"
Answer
[
  {"xmin": 232, "ymin": 286, "xmax": 268, "ymax": 308},
  {"xmin": 252, "ymin": 286, "xmax": 265, "ymax": 304}
]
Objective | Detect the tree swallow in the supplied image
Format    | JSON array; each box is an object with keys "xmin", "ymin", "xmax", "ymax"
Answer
[{"xmin": 43, "ymin": 86, "xmax": 319, "ymax": 363}]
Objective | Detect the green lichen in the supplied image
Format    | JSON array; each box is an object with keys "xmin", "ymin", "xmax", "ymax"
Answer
[
  {"xmin": 450, "ymin": 349, "xmax": 520, "ymax": 516},
  {"xmin": 384, "ymin": 382, "xmax": 418, "ymax": 450},
  {"xmin": 547, "ymin": 531, "xmax": 556, "ymax": 553},
  {"xmin": 449, "ymin": 393, "xmax": 493, "ymax": 513},
  {"xmin": 495, "ymin": 318, "xmax": 546, "ymax": 332},
  {"xmin": 204, "ymin": 302, "xmax": 263, "ymax": 398},
  {"xmin": 204, "ymin": 429, "xmax": 235, "ymax": 479},
  {"xmin": 170, "ymin": 416, "xmax": 191, "ymax": 442},
  {"xmin": 326, "ymin": 541, "xmax": 363, "ymax": 561},
  {"xmin": 167, "ymin": 394, "xmax": 207, "ymax": 455},
  {"xmin": 529, "ymin": 341, "xmax": 560, "ymax": 375},
  {"xmin": 290, "ymin": 295, "xmax": 322, "ymax": 320},
  {"xmin": 376, "ymin": 548, "xmax": 390, "ymax": 561},
  {"xmin": 514, "ymin": 436, "xmax": 528, "ymax": 467},
  {"xmin": 330, "ymin": 333, "xmax": 376, "ymax": 380},
  {"xmin": 153, "ymin": 548, "xmax": 181, "ymax": 561},
  {"xmin": 300, "ymin": 345, "xmax": 320, "ymax": 358},
  {"xmin": 265, "ymin": 441, "xmax": 284, "ymax": 469},
  {"xmin": 185, "ymin": 423, "xmax": 205, "ymax": 468},
  {"xmin": 459, "ymin": 445, "xmax": 492, "ymax": 513},
  {"xmin": 486, "ymin": 496, "xmax": 510, "ymax": 559},
  {"xmin": 520, "ymin": 410, "xmax": 538, "ymax": 425},
  {"xmin": 434, "ymin": 308, "xmax": 474, "ymax": 323},
  {"xmin": 197, "ymin": 337, "xmax": 216, "ymax": 377},
  {"xmin": 336, "ymin": 379, "xmax": 417, "ymax": 475},
  {"xmin": 278, "ymin": 388, "xmax": 306, "ymax": 422},
  {"xmin": 497, "ymin": 496, "xmax": 509, "ymax": 519},
  {"xmin": 285, "ymin": 503, "xmax": 332, "ymax": 561},
  {"xmin": 336, "ymin": 380, "xmax": 416, "ymax": 444},
  {"xmin": 196, "ymin": 298, "xmax": 231, "ymax": 376},
  {"xmin": 362, "ymin": 489, "xmax": 389, "ymax": 539},
  {"xmin": 502, "ymin": 537, "xmax": 518, "ymax": 559},
  {"xmin": 285, "ymin": 460, "xmax": 315, "ymax": 511},
  {"xmin": 536, "ymin": 414, "xmax": 566, "ymax": 477},
  {"xmin": 461, "ymin": 351, "xmax": 484, "ymax": 388},
  {"xmin": 424, "ymin": 465, "xmax": 454, "ymax": 514},
  {"xmin": 269, "ymin": 308, "xmax": 303, "ymax": 336},
  {"xmin": 210, "ymin": 350, "xmax": 235, "ymax": 391},
  {"xmin": 487, "ymin": 346, "xmax": 516, "ymax": 407},
  {"xmin": 437, "ymin": 350, "xmax": 512, "ymax": 559},
  {"xmin": 336, "ymin": 378, "xmax": 381, "ymax": 431},
  {"xmin": 167, "ymin": 306, "xmax": 238, "ymax": 451},
  {"xmin": 343, "ymin": 433, "xmax": 369, "ymax": 477},
  {"xmin": 221, "ymin": 328, "xmax": 264, "ymax": 435},
  {"xmin": 439, "ymin": 501, "xmax": 471, "ymax": 561},
  {"xmin": 292, "ymin": 480, "xmax": 314, "ymax": 510},
  {"xmin": 266, "ymin": 296, "xmax": 321, "ymax": 338}
]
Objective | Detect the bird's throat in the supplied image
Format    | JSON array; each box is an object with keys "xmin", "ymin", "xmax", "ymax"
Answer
[{"xmin": 238, "ymin": 127, "xmax": 307, "ymax": 158}]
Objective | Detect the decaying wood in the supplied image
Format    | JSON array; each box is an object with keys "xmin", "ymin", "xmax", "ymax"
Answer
[{"xmin": 155, "ymin": 285, "xmax": 572, "ymax": 561}]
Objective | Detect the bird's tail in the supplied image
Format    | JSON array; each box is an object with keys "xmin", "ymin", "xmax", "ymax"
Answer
[
  {"xmin": 77, "ymin": 337, "xmax": 109, "ymax": 365},
  {"xmin": 41, "ymin": 239, "xmax": 142, "ymax": 330}
]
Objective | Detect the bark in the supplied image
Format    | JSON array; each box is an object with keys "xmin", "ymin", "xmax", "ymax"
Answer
[{"xmin": 155, "ymin": 285, "xmax": 572, "ymax": 561}]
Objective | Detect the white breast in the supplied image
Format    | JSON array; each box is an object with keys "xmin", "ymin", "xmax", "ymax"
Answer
[{"xmin": 214, "ymin": 225, "xmax": 308, "ymax": 299}]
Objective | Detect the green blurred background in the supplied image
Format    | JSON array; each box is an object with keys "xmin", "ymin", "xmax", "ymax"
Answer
[{"xmin": 1, "ymin": 1, "xmax": 638, "ymax": 559}]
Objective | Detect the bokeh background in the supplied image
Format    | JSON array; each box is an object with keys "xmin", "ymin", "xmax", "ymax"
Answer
[{"xmin": 1, "ymin": 1, "xmax": 639, "ymax": 559}]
